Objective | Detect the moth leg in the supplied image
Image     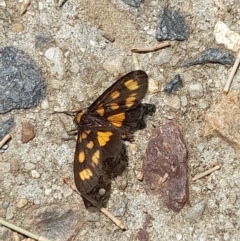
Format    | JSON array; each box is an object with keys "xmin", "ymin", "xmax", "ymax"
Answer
[
  {"xmin": 52, "ymin": 110, "xmax": 79, "ymax": 117},
  {"xmin": 67, "ymin": 129, "xmax": 78, "ymax": 135}
]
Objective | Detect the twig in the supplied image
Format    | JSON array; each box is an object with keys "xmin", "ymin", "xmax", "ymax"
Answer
[
  {"xmin": 223, "ymin": 50, "xmax": 240, "ymax": 94},
  {"xmin": 158, "ymin": 173, "xmax": 168, "ymax": 185},
  {"xmin": 192, "ymin": 165, "xmax": 221, "ymax": 181},
  {"xmin": 131, "ymin": 41, "xmax": 171, "ymax": 53},
  {"xmin": 63, "ymin": 178, "xmax": 126, "ymax": 230},
  {"xmin": 0, "ymin": 134, "xmax": 12, "ymax": 149},
  {"xmin": 0, "ymin": 219, "xmax": 52, "ymax": 241}
]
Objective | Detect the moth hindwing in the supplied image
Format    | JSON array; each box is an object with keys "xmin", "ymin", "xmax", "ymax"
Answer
[{"xmin": 73, "ymin": 70, "xmax": 149, "ymax": 194}]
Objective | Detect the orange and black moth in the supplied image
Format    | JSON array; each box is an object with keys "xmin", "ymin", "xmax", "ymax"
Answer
[{"xmin": 73, "ymin": 70, "xmax": 155, "ymax": 194}]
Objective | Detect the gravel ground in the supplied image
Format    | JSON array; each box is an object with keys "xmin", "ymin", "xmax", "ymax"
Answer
[{"xmin": 0, "ymin": 0, "xmax": 240, "ymax": 240}]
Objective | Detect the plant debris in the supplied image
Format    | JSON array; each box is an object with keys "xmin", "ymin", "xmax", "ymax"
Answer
[
  {"xmin": 131, "ymin": 41, "xmax": 171, "ymax": 53},
  {"xmin": 223, "ymin": 49, "xmax": 240, "ymax": 94}
]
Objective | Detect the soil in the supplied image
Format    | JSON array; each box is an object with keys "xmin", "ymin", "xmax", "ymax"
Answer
[{"xmin": 0, "ymin": 0, "xmax": 240, "ymax": 241}]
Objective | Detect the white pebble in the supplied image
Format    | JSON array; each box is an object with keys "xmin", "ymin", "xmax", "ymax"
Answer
[
  {"xmin": 31, "ymin": 170, "xmax": 40, "ymax": 178},
  {"xmin": 41, "ymin": 99, "xmax": 49, "ymax": 110},
  {"xmin": 45, "ymin": 188, "xmax": 52, "ymax": 195}
]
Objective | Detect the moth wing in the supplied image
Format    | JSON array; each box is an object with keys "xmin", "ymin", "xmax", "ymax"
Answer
[{"xmin": 74, "ymin": 128, "xmax": 122, "ymax": 194}]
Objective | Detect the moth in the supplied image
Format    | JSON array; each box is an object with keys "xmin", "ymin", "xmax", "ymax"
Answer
[{"xmin": 72, "ymin": 70, "xmax": 154, "ymax": 194}]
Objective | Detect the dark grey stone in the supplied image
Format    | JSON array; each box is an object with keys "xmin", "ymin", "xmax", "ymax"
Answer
[
  {"xmin": 0, "ymin": 47, "xmax": 46, "ymax": 114},
  {"xmin": 164, "ymin": 74, "xmax": 183, "ymax": 94},
  {"xmin": 121, "ymin": 0, "xmax": 144, "ymax": 8},
  {"xmin": 0, "ymin": 117, "xmax": 15, "ymax": 140},
  {"xmin": 182, "ymin": 48, "xmax": 235, "ymax": 67},
  {"xmin": 156, "ymin": 8, "xmax": 189, "ymax": 41}
]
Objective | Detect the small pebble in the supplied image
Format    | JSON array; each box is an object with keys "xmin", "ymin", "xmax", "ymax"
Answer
[
  {"xmin": 206, "ymin": 182, "xmax": 214, "ymax": 190},
  {"xmin": 148, "ymin": 78, "xmax": 159, "ymax": 93},
  {"xmin": 31, "ymin": 170, "xmax": 40, "ymax": 178},
  {"xmin": 16, "ymin": 198, "xmax": 28, "ymax": 208},
  {"xmin": 6, "ymin": 206, "xmax": 14, "ymax": 220},
  {"xmin": 234, "ymin": 178, "xmax": 240, "ymax": 188},
  {"xmin": 176, "ymin": 233, "xmax": 183, "ymax": 240},
  {"xmin": 45, "ymin": 188, "xmax": 52, "ymax": 195},
  {"xmin": 136, "ymin": 171, "xmax": 144, "ymax": 181},
  {"xmin": 21, "ymin": 122, "xmax": 35, "ymax": 143},
  {"xmin": 186, "ymin": 200, "xmax": 207, "ymax": 221},
  {"xmin": 44, "ymin": 47, "xmax": 64, "ymax": 80},
  {"xmin": 38, "ymin": 2, "xmax": 43, "ymax": 10},
  {"xmin": 40, "ymin": 99, "xmax": 49, "ymax": 110},
  {"xmin": 0, "ymin": 0, "xmax": 6, "ymax": 7},
  {"xmin": 130, "ymin": 143, "xmax": 137, "ymax": 154},
  {"xmin": 1, "ymin": 144, "xmax": 8, "ymax": 150}
]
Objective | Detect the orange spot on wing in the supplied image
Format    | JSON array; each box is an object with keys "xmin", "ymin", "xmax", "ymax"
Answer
[
  {"xmin": 81, "ymin": 130, "xmax": 91, "ymax": 139},
  {"xmin": 96, "ymin": 105, "xmax": 105, "ymax": 116},
  {"xmin": 124, "ymin": 79, "xmax": 139, "ymax": 90},
  {"xmin": 110, "ymin": 103, "xmax": 119, "ymax": 110},
  {"xmin": 78, "ymin": 151, "xmax": 85, "ymax": 163},
  {"xmin": 92, "ymin": 150, "xmax": 100, "ymax": 166},
  {"xmin": 110, "ymin": 90, "xmax": 120, "ymax": 100},
  {"xmin": 79, "ymin": 169, "xmax": 93, "ymax": 180},
  {"xmin": 97, "ymin": 131, "xmax": 113, "ymax": 146},
  {"xmin": 86, "ymin": 141, "xmax": 94, "ymax": 149},
  {"xmin": 107, "ymin": 112, "xmax": 125, "ymax": 127},
  {"xmin": 125, "ymin": 95, "xmax": 136, "ymax": 107}
]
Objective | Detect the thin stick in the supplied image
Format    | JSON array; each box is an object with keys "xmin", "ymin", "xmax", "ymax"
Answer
[
  {"xmin": 158, "ymin": 173, "xmax": 169, "ymax": 185},
  {"xmin": 162, "ymin": 173, "xmax": 168, "ymax": 183},
  {"xmin": 0, "ymin": 134, "xmax": 12, "ymax": 149},
  {"xmin": 63, "ymin": 178, "xmax": 126, "ymax": 230},
  {"xmin": 223, "ymin": 50, "xmax": 240, "ymax": 94},
  {"xmin": 192, "ymin": 165, "xmax": 221, "ymax": 181},
  {"xmin": 131, "ymin": 41, "xmax": 171, "ymax": 53},
  {"xmin": 0, "ymin": 219, "xmax": 52, "ymax": 241}
]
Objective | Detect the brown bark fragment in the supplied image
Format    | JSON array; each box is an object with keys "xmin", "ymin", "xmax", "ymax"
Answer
[{"xmin": 143, "ymin": 121, "xmax": 189, "ymax": 212}]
